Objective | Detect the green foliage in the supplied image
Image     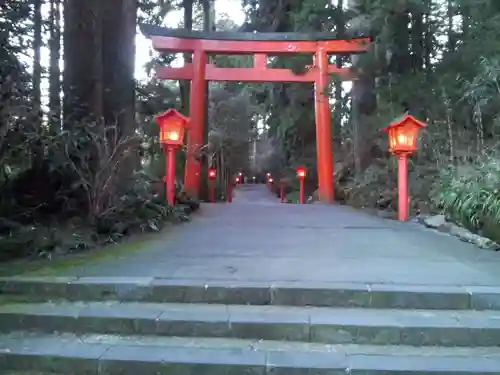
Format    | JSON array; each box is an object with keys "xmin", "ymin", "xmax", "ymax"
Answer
[
  {"xmin": 432, "ymin": 154, "xmax": 500, "ymax": 237},
  {"xmin": 286, "ymin": 190, "xmax": 301, "ymax": 204},
  {"xmin": 0, "ymin": 120, "xmax": 190, "ymax": 261},
  {"xmin": 344, "ymin": 161, "xmax": 396, "ymax": 209}
]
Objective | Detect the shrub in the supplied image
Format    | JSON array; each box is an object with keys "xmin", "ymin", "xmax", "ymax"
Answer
[
  {"xmin": 432, "ymin": 153, "xmax": 500, "ymax": 241},
  {"xmin": 0, "ymin": 120, "xmax": 191, "ymax": 261},
  {"xmin": 286, "ymin": 190, "xmax": 301, "ymax": 204}
]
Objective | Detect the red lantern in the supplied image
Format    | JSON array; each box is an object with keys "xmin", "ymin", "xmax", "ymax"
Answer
[
  {"xmin": 382, "ymin": 114, "xmax": 426, "ymax": 155},
  {"xmin": 155, "ymin": 109, "xmax": 190, "ymax": 207},
  {"xmin": 381, "ymin": 114, "xmax": 427, "ymax": 222},
  {"xmin": 208, "ymin": 168, "xmax": 217, "ymax": 180},
  {"xmin": 296, "ymin": 167, "xmax": 306, "ymax": 204},
  {"xmin": 296, "ymin": 167, "xmax": 306, "ymax": 180},
  {"xmin": 155, "ymin": 108, "xmax": 189, "ymax": 147},
  {"xmin": 235, "ymin": 176, "xmax": 240, "ymax": 183}
]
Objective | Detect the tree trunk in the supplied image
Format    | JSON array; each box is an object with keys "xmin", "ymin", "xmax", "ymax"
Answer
[
  {"xmin": 351, "ymin": 68, "xmax": 376, "ymax": 175},
  {"xmin": 333, "ymin": 0, "xmax": 344, "ymax": 149},
  {"xmin": 411, "ymin": 4, "xmax": 424, "ymax": 71},
  {"xmin": 101, "ymin": 0, "xmax": 138, "ymax": 175},
  {"xmin": 102, "ymin": 0, "xmax": 137, "ymax": 136},
  {"xmin": 447, "ymin": 0, "xmax": 456, "ymax": 52},
  {"xmin": 461, "ymin": 2, "xmax": 470, "ymax": 40},
  {"xmin": 32, "ymin": 0, "xmax": 43, "ymax": 167},
  {"xmin": 390, "ymin": 7, "xmax": 411, "ymax": 75},
  {"xmin": 424, "ymin": 3, "xmax": 433, "ymax": 71},
  {"xmin": 49, "ymin": 0, "xmax": 61, "ymax": 133},
  {"xmin": 199, "ymin": 0, "xmax": 215, "ymax": 201},
  {"xmin": 63, "ymin": 0, "xmax": 104, "ymax": 124},
  {"xmin": 179, "ymin": 0, "xmax": 193, "ymax": 116},
  {"xmin": 348, "ymin": 0, "xmax": 376, "ymax": 175}
]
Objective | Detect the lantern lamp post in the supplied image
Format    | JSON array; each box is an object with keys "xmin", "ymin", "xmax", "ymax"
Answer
[
  {"xmin": 155, "ymin": 109, "xmax": 189, "ymax": 206},
  {"xmin": 296, "ymin": 167, "xmax": 307, "ymax": 204},
  {"xmin": 227, "ymin": 179, "xmax": 233, "ymax": 203},
  {"xmin": 208, "ymin": 167, "xmax": 216, "ymax": 203},
  {"xmin": 382, "ymin": 114, "xmax": 426, "ymax": 222},
  {"xmin": 280, "ymin": 180, "xmax": 285, "ymax": 204}
]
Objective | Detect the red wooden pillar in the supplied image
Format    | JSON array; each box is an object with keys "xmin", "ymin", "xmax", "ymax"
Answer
[
  {"xmin": 184, "ymin": 49, "xmax": 207, "ymax": 196},
  {"xmin": 165, "ymin": 146, "xmax": 176, "ymax": 206},
  {"xmin": 398, "ymin": 154, "xmax": 409, "ymax": 222},
  {"xmin": 314, "ymin": 49, "xmax": 334, "ymax": 203}
]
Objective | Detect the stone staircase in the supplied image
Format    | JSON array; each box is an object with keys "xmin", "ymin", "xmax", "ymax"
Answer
[{"xmin": 1, "ymin": 276, "xmax": 500, "ymax": 374}]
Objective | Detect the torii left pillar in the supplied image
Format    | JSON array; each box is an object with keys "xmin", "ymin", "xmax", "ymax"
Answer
[
  {"xmin": 314, "ymin": 49, "xmax": 334, "ymax": 202},
  {"xmin": 184, "ymin": 50, "xmax": 207, "ymax": 196}
]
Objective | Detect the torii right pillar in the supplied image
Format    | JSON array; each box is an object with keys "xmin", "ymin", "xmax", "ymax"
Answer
[{"xmin": 314, "ymin": 49, "xmax": 334, "ymax": 203}]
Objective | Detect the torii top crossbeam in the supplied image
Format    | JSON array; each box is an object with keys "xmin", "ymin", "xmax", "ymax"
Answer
[
  {"xmin": 140, "ymin": 24, "xmax": 371, "ymax": 82},
  {"xmin": 141, "ymin": 24, "xmax": 370, "ymax": 54}
]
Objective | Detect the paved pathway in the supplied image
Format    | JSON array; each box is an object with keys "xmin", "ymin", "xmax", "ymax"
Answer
[
  {"xmin": 3, "ymin": 184, "xmax": 500, "ymax": 374},
  {"xmin": 60, "ymin": 184, "xmax": 500, "ymax": 287}
]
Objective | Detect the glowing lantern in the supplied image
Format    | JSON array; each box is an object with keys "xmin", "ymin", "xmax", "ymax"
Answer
[
  {"xmin": 155, "ymin": 108, "xmax": 189, "ymax": 147},
  {"xmin": 208, "ymin": 168, "xmax": 217, "ymax": 180},
  {"xmin": 296, "ymin": 167, "xmax": 306, "ymax": 180},
  {"xmin": 382, "ymin": 114, "xmax": 426, "ymax": 155}
]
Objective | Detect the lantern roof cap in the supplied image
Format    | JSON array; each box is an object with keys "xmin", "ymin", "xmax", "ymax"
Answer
[
  {"xmin": 155, "ymin": 108, "xmax": 190, "ymax": 126},
  {"xmin": 382, "ymin": 113, "xmax": 427, "ymax": 132}
]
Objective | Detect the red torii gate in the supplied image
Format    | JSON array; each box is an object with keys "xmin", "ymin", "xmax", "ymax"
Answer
[{"xmin": 141, "ymin": 24, "xmax": 370, "ymax": 203}]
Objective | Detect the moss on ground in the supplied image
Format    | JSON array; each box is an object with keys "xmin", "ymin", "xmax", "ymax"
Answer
[{"xmin": 0, "ymin": 227, "xmax": 172, "ymax": 277}]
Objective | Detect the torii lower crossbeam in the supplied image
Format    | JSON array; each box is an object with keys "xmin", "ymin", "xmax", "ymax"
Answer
[
  {"xmin": 157, "ymin": 64, "xmax": 356, "ymax": 82},
  {"xmin": 141, "ymin": 24, "xmax": 370, "ymax": 203}
]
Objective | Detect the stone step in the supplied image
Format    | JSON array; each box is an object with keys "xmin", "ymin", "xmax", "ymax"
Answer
[
  {"xmin": 2, "ymin": 276, "xmax": 500, "ymax": 310},
  {"xmin": 2, "ymin": 301, "xmax": 500, "ymax": 347},
  {"xmin": 2, "ymin": 332, "xmax": 500, "ymax": 374}
]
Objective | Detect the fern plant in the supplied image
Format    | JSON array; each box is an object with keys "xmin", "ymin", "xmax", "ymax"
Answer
[{"xmin": 433, "ymin": 154, "xmax": 500, "ymax": 234}]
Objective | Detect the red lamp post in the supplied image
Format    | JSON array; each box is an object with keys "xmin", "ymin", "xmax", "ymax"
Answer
[
  {"xmin": 208, "ymin": 167, "xmax": 216, "ymax": 203},
  {"xmin": 227, "ymin": 180, "xmax": 233, "ymax": 203},
  {"xmin": 296, "ymin": 167, "xmax": 306, "ymax": 204},
  {"xmin": 280, "ymin": 180, "xmax": 285, "ymax": 203},
  {"xmin": 382, "ymin": 114, "xmax": 426, "ymax": 222},
  {"xmin": 155, "ymin": 109, "xmax": 189, "ymax": 206}
]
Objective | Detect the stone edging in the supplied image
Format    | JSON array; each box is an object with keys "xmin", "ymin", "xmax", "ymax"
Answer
[{"xmin": 418, "ymin": 214, "xmax": 500, "ymax": 251}]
